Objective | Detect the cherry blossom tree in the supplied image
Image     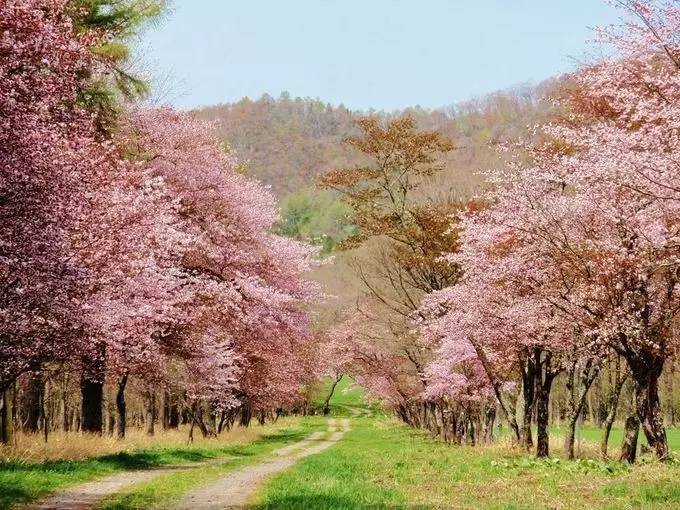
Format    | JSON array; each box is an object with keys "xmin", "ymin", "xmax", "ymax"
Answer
[
  {"xmin": 419, "ymin": 0, "xmax": 680, "ymax": 461},
  {"xmin": 0, "ymin": 0, "xmax": 113, "ymax": 396},
  {"xmin": 118, "ymin": 108, "xmax": 320, "ymax": 431},
  {"xmin": 1, "ymin": 1, "xmax": 321, "ymax": 440}
]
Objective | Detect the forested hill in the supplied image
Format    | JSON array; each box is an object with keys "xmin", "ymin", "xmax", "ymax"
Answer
[{"xmin": 193, "ymin": 85, "xmax": 554, "ymax": 198}]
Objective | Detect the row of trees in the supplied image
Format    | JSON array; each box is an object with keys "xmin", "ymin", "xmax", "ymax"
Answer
[
  {"xmin": 1, "ymin": 0, "xmax": 319, "ymax": 443},
  {"xmin": 322, "ymin": 0, "xmax": 680, "ymax": 463}
]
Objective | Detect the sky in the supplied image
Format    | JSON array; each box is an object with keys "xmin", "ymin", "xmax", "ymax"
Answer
[{"xmin": 139, "ymin": 0, "xmax": 624, "ymax": 111}]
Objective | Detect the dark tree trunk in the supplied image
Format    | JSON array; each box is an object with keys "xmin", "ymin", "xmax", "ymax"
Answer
[
  {"xmin": 1, "ymin": 384, "xmax": 14, "ymax": 444},
  {"xmin": 520, "ymin": 355, "xmax": 536, "ymax": 450},
  {"xmin": 637, "ymin": 373, "xmax": 669, "ymax": 460},
  {"xmin": 627, "ymin": 354, "xmax": 669, "ymax": 460},
  {"xmin": 217, "ymin": 411, "xmax": 228, "ymax": 434},
  {"xmin": 322, "ymin": 374, "xmax": 343, "ymax": 416},
  {"xmin": 535, "ymin": 372, "xmax": 555, "ymax": 458},
  {"xmin": 239, "ymin": 405, "xmax": 252, "ymax": 427},
  {"xmin": 165, "ymin": 392, "xmax": 179, "ymax": 429},
  {"xmin": 23, "ymin": 373, "xmax": 42, "ymax": 433},
  {"xmin": 601, "ymin": 413, "xmax": 616, "ymax": 458},
  {"xmin": 80, "ymin": 376, "xmax": 103, "ymax": 434},
  {"xmin": 116, "ymin": 375, "xmax": 127, "ymax": 440}
]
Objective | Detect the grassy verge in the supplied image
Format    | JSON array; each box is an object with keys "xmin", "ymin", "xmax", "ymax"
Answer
[
  {"xmin": 0, "ymin": 417, "xmax": 319, "ymax": 510},
  {"xmin": 252, "ymin": 416, "xmax": 680, "ymax": 510}
]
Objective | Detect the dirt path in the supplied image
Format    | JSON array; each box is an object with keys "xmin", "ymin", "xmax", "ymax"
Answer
[
  {"xmin": 25, "ymin": 463, "xmax": 206, "ymax": 510},
  {"xmin": 176, "ymin": 418, "xmax": 351, "ymax": 510}
]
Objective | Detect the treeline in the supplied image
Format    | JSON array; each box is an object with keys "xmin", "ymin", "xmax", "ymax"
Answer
[
  {"xmin": 321, "ymin": 0, "xmax": 680, "ymax": 463},
  {"xmin": 0, "ymin": 1, "xmax": 320, "ymax": 445},
  {"xmin": 2, "ymin": 374, "xmax": 318, "ymax": 443}
]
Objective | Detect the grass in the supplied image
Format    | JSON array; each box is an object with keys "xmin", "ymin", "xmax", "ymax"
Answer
[
  {"xmin": 0, "ymin": 424, "xmax": 261, "ymax": 463},
  {"xmin": 252, "ymin": 381, "xmax": 680, "ymax": 509},
  {"xmin": 252, "ymin": 416, "xmax": 680, "ymax": 510},
  {"xmin": 0, "ymin": 417, "xmax": 317, "ymax": 510},
  {"xmin": 312, "ymin": 376, "xmax": 381, "ymax": 417},
  {"xmin": 4, "ymin": 379, "xmax": 680, "ymax": 509}
]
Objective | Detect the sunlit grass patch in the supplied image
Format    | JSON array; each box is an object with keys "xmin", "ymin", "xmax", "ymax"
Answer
[{"xmin": 253, "ymin": 416, "xmax": 680, "ymax": 510}]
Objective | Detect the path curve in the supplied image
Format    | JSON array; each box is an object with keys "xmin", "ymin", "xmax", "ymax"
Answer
[{"xmin": 176, "ymin": 418, "xmax": 351, "ymax": 510}]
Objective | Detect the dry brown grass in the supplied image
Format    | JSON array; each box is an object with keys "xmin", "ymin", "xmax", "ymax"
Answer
[{"xmin": 0, "ymin": 423, "xmax": 277, "ymax": 463}]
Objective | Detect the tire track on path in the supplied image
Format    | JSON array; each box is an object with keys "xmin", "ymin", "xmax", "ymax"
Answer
[
  {"xmin": 176, "ymin": 418, "xmax": 351, "ymax": 510},
  {"xmin": 24, "ymin": 462, "xmax": 215, "ymax": 510}
]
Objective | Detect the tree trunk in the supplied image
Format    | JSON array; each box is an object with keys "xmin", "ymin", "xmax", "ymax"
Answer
[
  {"xmin": 521, "ymin": 390, "xmax": 534, "ymax": 450},
  {"xmin": 40, "ymin": 379, "xmax": 49, "ymax": 443},
  {"xmin": 520, "ymin": 354, "xmax": 536, "ymax": 450},
  {"xmin": 23, "ymin": 373, "xmax": 42, "ymax": 433},
  {"xmin": 469, "ymin": 338, "xmax": 521, "ymax": 444},
  {"xmin": 80, "ymin": 376, "xmax": 103, "ymax": 434},
  {"xmin": 71, "ymin": 408, "xmax": 80, "ymax": 432},
  {"xmin": 169, "ymin": 401, "xmax": 179, "ymax": 428},
  {"xmin": 483, "ymin": 405, "xmax": 496, "ymax": 443},
  {"xmin": 619, "ymin": 412, "xmax": 640, "ymax": 463},
  {"xmin": 564, "ymin": 359, "xmax": 600, "ymax": 460},
  {"xmin": 626, "ymin": 354, "xmax": 669, "ymax": 460},
  {"xmin": 60, "ymin": 389, "xmax": 69, "ymax": 433},
  {"xmin": 145, "ymin": 391, "xmax": 155, "ymax": 436},
  {"xmin": 535, "ymin": 373, "xmax": 554, "ymax": 458},
  {"xmin": 564, "ymin": 413, "xmax": 578, "ymax": 460},
  {"xmin": 322, "ymin": 374, "xmax": 343, "ymax": 416},
  {"xmin": 1, "ymin": 384, "xmax": 14, "ymax": 444},
  {"xmin": 187, "ymin": 403, "xmax": 212, "ymax": 437},
  {"xmin": 601, "ymin": 366, "xmax": 627, "ymax": 458},
  {"xmin": 116, "ymin": 375, "xmax": 127, "ymax": 440},
  {"xmin": 665, "ymin": 359, "xmax": 676, "ymax": 427},
  {"xmin": 161, "ymin": 391, "xmax": 170, "ymax": 430},
  {"xmin": 636, "ymin": 371, "xmax": 669, "ymax": 460},
  {"xmin": 239, "ymin": 405, "xmax": 252, "ymax": 427}
]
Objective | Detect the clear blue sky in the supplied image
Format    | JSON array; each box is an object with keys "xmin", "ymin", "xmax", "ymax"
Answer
[{"xmin": 140, "ymin": 0, "xmax": 624, "ymax": 111}]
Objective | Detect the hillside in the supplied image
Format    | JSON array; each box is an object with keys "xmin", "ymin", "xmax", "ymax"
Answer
[{"xmin": 194, "ymin": 84, "xmax": 554, "ymax": 199}]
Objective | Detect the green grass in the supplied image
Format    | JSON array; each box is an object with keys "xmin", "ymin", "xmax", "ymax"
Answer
[
  {"xmin": 0, "ymin": 448, "xmax": 223, "ymax": 509},
  {"xmin": 0, "ymin": 418, "xmax": 321, "ymax": 510},
  {"xmin": 312, "ymin": 376, "xmax": 382, "ymax": 417},
  {"xmin": 571, "ymin": 425, "xmax": 680, "ymax": 452},
  {"xmin": 253, "ymin": 383, "xmax": 680, "ymax": 509},
  {"xmin": 252, "ymin": 416, "xmax": 680, "ymax": 510}
]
